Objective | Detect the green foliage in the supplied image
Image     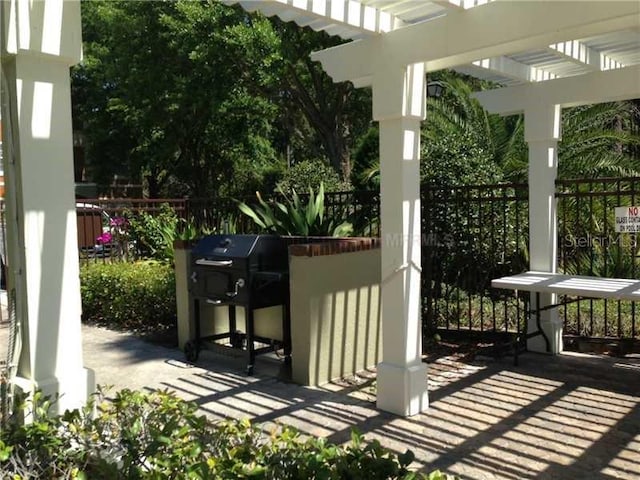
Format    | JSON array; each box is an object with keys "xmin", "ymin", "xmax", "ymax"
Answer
[
  {"xmin": 501, "ymin": 102, "xmax": 640, "ymax": 181},
  {"xmin": 125, "ymin": 204, "xmax": 220, "ymax": 260},
  {"xmin": 351, "ymin": 126, "xmax": 380, "ymax": 190},
  {"xmin": 348, "ymin": 72, "xmax": 513, "ymax": 188},
  {"xmin": 422, "ymin": 74, "xmax": 511, "ymax": 186},
  {"xmin": 431, "ymin": 283, "xmax": 525, "ymax": 334},
  {"xmin": 561, "ymin": 297, "xmax": 638, "ymax": 338},
  {"xmin": 266, "ymin": 19, "xmax": 372, "ymax": 181},
  {"xmin": 557, "ymin": 179, "xmax": 640, "ymax": 283},
  {"xmin": 73, "ymin": 1, "xmax": 373, "ymax": 197},
  {"xmin": 421, "ymin": 130, "xmax": 504, "ymax": 186},
  {"xmin": 558, "ymin": 103, "xmax": 640, "ymax": 179},
  {"xmin": 432, "ymin": 278, "xmax": 639, "ymax": 340},
  {"xmin": 239, "ymin": 183, "xmax": 353, "ymax": 236},
  {"xmin": 0, "ymin": 389, "xmax": 459, "ymax": 479},
  {"xmin": 73, "ymin": 0, "xmax": 280, "ymax": 198},
  {"xmin": 351, "ymin": 72, "xmax": 640, "ymax": 188},
  {"xmin": 126, "ymin": 204, "xmax": 180, "ymax": 262},
  {"xmin": 277, "ymin": 159, "xmax": 350, "ymax": 194},
  {"xmin": 79, "ymin": 261, "xmax": 176, "ymax": 330}
]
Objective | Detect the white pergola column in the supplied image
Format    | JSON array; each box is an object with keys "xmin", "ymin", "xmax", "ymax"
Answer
[
  {"xmin": 525, "ymin": 103, "xmax": 563, "ymax": 354},
  {"xmin": 474, "ymin": 68, "xmax": 640, "ymax": 355},
  {"xmin": 374, "ymin": 63, "xmax": 428, "ymax": 416},
  {"xmin": 1, "ymin": 0, "xmax": 95, "ymax": 414}
]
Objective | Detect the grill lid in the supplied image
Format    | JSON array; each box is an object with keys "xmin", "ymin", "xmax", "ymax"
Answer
[
  {"xmin": 191, "ymin": 234, "xmax": 289, "ymax": 271},
  {"xmin": 192, "ymin": 234, "xmax": 261, "ymax": 258}
]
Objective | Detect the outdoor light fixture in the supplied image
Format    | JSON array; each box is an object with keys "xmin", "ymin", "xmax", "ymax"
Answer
[{"xmin": 427, "ymin": 81, "xmax": 444, "ymax": 98}]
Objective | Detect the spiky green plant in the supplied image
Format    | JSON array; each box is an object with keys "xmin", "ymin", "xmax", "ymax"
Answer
[{"xmin": 238, "ymin": 183, "xmax": 353, "ymax": 237}]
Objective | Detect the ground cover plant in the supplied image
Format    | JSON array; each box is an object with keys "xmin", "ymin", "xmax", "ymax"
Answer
[{"xmin": 0, "ymin": 389, "xmax": 457, "ymax": 480}]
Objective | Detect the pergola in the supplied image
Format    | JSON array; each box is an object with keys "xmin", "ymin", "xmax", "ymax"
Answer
[{"xmin": 1, "ymin": 0, "xmax": 639, "ymax": 417}]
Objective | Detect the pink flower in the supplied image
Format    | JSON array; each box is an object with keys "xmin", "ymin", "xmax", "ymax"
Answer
[
  {"xmin": 110, "ymin": 217, "xmax": 128, "ymax": 228},
  {"xmin": 96, "ymin": 232, "xmax": 113, "ymax": 245}
]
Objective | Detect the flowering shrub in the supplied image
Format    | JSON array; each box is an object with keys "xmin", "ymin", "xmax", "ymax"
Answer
[
  {"xmin": 109, "ymin": 216, "xmax": 131, "ymax": 259},
  {"xmin": 94, "ymin": 216, "xmax": 131, "ymax": 260},
  {"xmin": 96, "ymin": 231, "xmax": 112, "ymax": 245},
  {"xmin": 93, "ymin": 205, "xmax": 208, "ymax": 263},
  {"xmin": 93, "ymin": 215, "xmax": 131, "ymax": 261}
]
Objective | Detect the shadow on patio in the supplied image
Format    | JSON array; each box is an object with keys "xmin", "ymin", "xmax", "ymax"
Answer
[
  {"xmin": 141, "ymin": 338, "xmax": 640, "ymax": 480},
  {"xmin": 81, "ymin": 325, "xmax": 639, "ymax": 480}
]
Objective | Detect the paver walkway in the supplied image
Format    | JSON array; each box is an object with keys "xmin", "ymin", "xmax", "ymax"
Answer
[
  {"xmin": 80, "ymin": 325, "xmax": 640, "ymax": 480},
  {"xmin": 1, "ymin": 290, "xmax": 638, "ymax": 480}
]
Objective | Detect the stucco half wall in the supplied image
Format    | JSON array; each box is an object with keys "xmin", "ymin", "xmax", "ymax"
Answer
[
  {"xmin": 174, "ymin": 238, "xmax": 382, "ymax": 385},
  {"xmin": 289, "ymin": 241, "xmax": 381, "ymax": 386}
]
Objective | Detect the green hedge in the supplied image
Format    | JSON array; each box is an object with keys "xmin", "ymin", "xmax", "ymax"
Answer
[
  {"xmin": 80, "ymin": 261, "xmax": 176, "ymax": 330},
  {"xmin": 0, "ymin": 389, "xmax": 457, "ymax": 479}
]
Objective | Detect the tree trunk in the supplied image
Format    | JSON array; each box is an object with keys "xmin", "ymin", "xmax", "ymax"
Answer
[{"xmin": 321, "ymin": 132, "xmax": 351, "ymax": 182}]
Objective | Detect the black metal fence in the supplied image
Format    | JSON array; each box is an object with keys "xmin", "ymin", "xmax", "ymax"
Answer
[
  {"xmin": 421, "ymin": 183, "xmax": 529, "ymax": 339},
  {"xmin": 421, "ymin": 177, "xmax": 640, "ymax": 347},
  {"xmin": 185, "ymin": 190, "xmax": 381, "ymax": 237},
  {"xmin": 1, "ymin": 177, "xmax": 638, "ymax": 347},
  {"xmin": 557, "ymin": 177, "xmax": 640, "ymax": 344},
  {"xmin": 75, "ymin": 198, "xmax": 188, "ymax": 261}
]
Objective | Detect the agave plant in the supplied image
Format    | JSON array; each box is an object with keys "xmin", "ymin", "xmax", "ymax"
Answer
[{"xmin": 238, "ymin": 183, "xmax": 353, "ymax": 237}]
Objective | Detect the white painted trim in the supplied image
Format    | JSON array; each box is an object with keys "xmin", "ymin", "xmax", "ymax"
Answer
[
  {"xmin": 226, "ymin": 0, "xmax": 402, "ymax": 37},
  {"xmin": 311, "ymin": 1, "xmax": 639, "ymax": 83},
  {"xmin": 473, "ymin": 64, "xmax": 640, "ymax": 116},
  {"xmin": 466, "ymin": 56, "xmax": 556, "ymax": 84},
  {"xmin": 547, "ymin": 40, "xmax": 624, "ymax": 72}
]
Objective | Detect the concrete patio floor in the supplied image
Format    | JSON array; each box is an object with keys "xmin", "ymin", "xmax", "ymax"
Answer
[
  {"xmin": 78, "ymin": 325, "xmax": 640, "ymax": 480},
  {"xmin": 0, "ymin": 297, "xmax": 638, "ymax": 479}
]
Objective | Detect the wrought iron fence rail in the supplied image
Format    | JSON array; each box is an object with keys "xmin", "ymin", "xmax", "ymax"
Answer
[
  {"xmin": 556, "ymin": 177, "xmax": 639, "ymax": 346},
  {"xmin": 1, "ymin": 177, "xmax": 638, "ymax": 349}
]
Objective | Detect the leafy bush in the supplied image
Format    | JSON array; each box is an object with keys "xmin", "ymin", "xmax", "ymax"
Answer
[
  {"xmin": 277, "ymin": 159, "xmax": 350, "ymax": 194},
  {"xmin": 124, "ymin": 205, "xmax": 216, "ymax": 262},
  {"xmin": 0, "ymin": 388, "xmax": 459, "ymax": 479},
  {"xmin": 239, "ymin": 183, "xmax": 353, "ymax": 236},
  {"xmin": 351, "ymin": 126, "xmax": 380, "ymax": 190},
  {"xmin": 126, "ymin": 204, "xmax": 180, "ymax": 262},
  {"xmin": 80, "ymin": 261, "xmax": 176, "ymax": 331}
]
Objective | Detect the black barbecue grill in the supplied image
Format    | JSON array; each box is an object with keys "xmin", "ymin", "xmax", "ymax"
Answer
[{"xmin": 186, "ymin": 234, "xmax": 291, "ymax": 374}]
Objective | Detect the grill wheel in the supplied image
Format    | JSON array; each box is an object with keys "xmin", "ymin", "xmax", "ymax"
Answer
[{"xmin": 184, "ymin": 340, "xmax": 199, "ymax": 362}]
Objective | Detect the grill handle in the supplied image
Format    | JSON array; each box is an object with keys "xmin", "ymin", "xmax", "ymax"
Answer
[
  {"xmin": 196, "ymin": 259, "xmax": 233, "ymax": 267},
  {"xmin": 226, "ymin": 278, "xmax": 245, "ymax": 298},
  {"xmin": 204, "ymin": 279, "xmax": 245, "ymax": 305}
]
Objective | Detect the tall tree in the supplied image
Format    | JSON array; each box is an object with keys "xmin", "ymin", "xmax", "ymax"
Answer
[
  {"xmin": 73, "ymin": 0, "xmax": 281, "ymax": 198},
  {"xmin": 264, "ymin": 20, "xmax": 372, "ymax": 182}
]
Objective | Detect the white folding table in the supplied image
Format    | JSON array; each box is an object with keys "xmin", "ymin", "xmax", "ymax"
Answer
[{"xmin": 491, "ymin": 271, "xmax": 640, "ymax": 363}]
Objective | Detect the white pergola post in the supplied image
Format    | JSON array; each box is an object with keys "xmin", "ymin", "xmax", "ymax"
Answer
[
  {"xmin": 525, "ymin": 103, "xmax": 563, "ymax": 354},
  {"xmin": 374, "ymin": 62, "xmax": 428, "ymax": 416},
  {"xmin": 475, "ymin": 68, "xmax": 640, "ymax": 355},
  {"xmin": 1, "ymin": 0, "xmax": 95, "ymax": 414}
]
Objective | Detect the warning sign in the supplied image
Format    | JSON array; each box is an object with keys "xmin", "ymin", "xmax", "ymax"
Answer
[{"xmin": 615, "ymin": 206, "xmax": 640, "ymax": 233}]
